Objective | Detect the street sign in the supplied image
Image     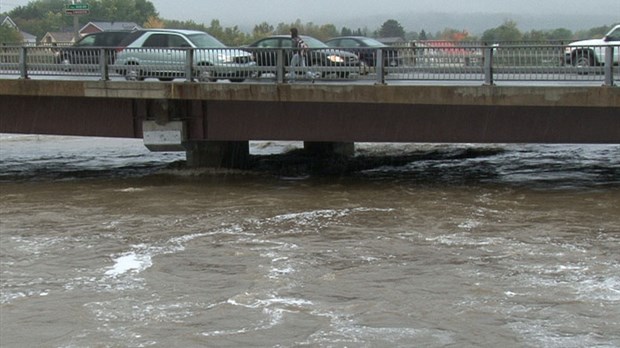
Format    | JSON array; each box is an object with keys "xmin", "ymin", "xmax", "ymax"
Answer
[
  {"xmin": 65, "ymin": 3, "xmax": 90, "ymax": 15},
  {"xmin": 66, "ymin": 4, "xmax": 89, "ymax": 10}
]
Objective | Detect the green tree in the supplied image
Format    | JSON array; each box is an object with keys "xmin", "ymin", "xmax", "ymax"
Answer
[
  {"xmin": 8, "ymin": 0, "xmax": 67, "ymax": 39},
  {"xmin": 164, "ymin": 19, "xmax": 208, "ymax": 31},
  {"xmin": 0, "ymin": 25, "xmax": 23, "ymax": 44},
  {"xmin": 86, "ymin": 0, "xmax": 157, "ymax": 24},
  {"xmin": 523, "ymin": 29, "xmax": 546, "ymax": 41},
  {"xmin": 378, "ymin": 19, "xmax": 405, "ymax": 38},
  {"xmin": 316, "ymin": 24, "xmax": 338, "ymax": 40},
  {"xmin": 252, "ymin": 22, "xmax": 274, "ymax": 40},
  {"xmin": 547, "ymin": 28, "xmax": 572, "ymax": 41},
  {"xmin": 582, "ymin": 25, "xmax": 615, "ymax": 39},
  {"xmin": 221, "ymin": 25, "xmax": 249, "ymax": 46},
  {"xmin": 206, "ymin": 19, "xmax": 226, "ymax": 40},
  {"xmin": 481, "ymin": 20, "xmax": 523, "ymax": 42},
  {"xmin": 8, "ymin": 0, "xmax": 158, "ymax": 40}
]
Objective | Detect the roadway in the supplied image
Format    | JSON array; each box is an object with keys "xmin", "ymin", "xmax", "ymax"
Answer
[{"xmin": 0, "ymin": 72, "xmax": 612, "ymax": 87}]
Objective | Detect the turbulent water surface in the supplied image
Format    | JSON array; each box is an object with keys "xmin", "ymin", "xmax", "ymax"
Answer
[{"xmin": 0, "ymin": 135, "xmax": 619, "ymax": 347}]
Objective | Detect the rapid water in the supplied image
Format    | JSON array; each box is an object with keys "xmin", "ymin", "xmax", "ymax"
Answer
[{"xmin": 1, "ymin": 135, "xmax": 619, "ymax": 347}]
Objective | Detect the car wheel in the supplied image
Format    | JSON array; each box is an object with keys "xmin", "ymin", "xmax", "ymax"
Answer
[
  {"xmin": 195, "ymin": 63, "xmax": 217, "ymax": 82},
  {"xmin": 309, "ymin": 62, "xmax": 324, "ymax": 79},
  {"xmin": 573, "ymin": 50, "xmax": 595, "ymax": 68},
  {"xmin": 158, "ymin": 78, "xmax": 174, "ymax": 82},
  {"xmin": 124, "ymin": 63, "xmax": 144, "ymax": 81},
  {"xmin": 60, "ymin": 55, "xmax": 72, "ymax": 72},
  {"xmin": 572, "ymin": 50, "xmax": 597, "ymax": 75},
  {"xmin": 359, "ymin": 61, "xmax": 370, "ymax": 75}
]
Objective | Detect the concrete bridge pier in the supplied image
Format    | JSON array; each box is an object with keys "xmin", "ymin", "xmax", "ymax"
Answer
[
  {"xmin": 303, "ymin": 142, "xmax": 355, "ymax": 157},
  {"xmin": 183, "ymin": 141, "xmax": 354, "ymax": 168},
  {"xmin": 184, "ymin": 141, "xmax": 250, "ymax": 169}
]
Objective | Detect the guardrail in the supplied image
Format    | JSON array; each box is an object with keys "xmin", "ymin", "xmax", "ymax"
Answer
[{"xmin": 1, "ymin": 43, "xmax": 618, "ymax": 86}]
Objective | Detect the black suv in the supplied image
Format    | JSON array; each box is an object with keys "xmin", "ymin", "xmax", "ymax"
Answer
[{"xmin": 56, "ymin": 30, "xmax": 134, "ymax": 69}]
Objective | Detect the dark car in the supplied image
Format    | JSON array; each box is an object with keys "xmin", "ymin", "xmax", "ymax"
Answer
[
  {"xmin": 56, "ymin": 30, "xmax": 134, "ymax": 69},
  {"xmin": 324, "ymin": 36, "xmax": 400, "ymax": 72},
  {"xmin": 246, "ymin": 35, "xmax": 360, "ymax": 77}
]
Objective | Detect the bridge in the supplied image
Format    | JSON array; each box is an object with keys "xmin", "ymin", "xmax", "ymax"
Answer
[{"xmin": 1, "ymin": 44, "xmax": 619, "ymax": 167}]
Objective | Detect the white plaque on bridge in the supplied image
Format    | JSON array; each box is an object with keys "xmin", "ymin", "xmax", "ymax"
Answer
[{"xmin": 142, "ymin": 121, "xmax": 186, "ymax": 151}]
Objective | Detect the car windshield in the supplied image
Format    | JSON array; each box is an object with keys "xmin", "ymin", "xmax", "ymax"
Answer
[
  {"xmin": 75, "ymin": 36, "xmax": 96, "ymax": 47},
  {"xmin": 187, "ymin": 33, "xmax": 227, "ymax": 48},
  {"xmin": 359, "ymin": 38, "xmax": 386, "ymax": 47},
  {"xmin": 605, "ymin": 27, "xmax": 620, "ymax": 41},
  {"xmin": 302, "ymin": 36, "xmax": 329, "ymax": 48}
]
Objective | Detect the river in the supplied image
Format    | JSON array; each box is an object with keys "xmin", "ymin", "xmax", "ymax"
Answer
[{"xmin": 1, "ymin": 134, "xmax": 619, "ymax": 347}]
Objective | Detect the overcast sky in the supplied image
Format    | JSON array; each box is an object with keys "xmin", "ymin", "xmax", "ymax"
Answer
[{"xmin": 2, "ymin": 0, "xmax": 619, "ymax": 33}]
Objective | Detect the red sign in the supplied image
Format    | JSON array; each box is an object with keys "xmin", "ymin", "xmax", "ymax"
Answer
[{"xmin": 65, "ymin": 9, "xmax": 90, "ymax": 15}]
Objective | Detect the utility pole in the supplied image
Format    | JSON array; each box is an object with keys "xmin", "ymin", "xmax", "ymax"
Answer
[{"xmin": 64, "ymin": 0, "xmax": 90, "ymax": 42}]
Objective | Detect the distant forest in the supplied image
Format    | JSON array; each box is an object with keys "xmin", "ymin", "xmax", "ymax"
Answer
[{"xmin": 1, "ymin": 0, "xmax": 618, "ymax": 45}]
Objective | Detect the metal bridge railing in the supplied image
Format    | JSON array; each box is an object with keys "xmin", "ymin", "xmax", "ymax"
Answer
[{"xmin": 1, "ymin": 44, "xmax": 618, "ymax": 86}]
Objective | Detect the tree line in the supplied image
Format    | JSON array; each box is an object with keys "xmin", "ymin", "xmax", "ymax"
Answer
[{"xmin": 1, "ymin": 0, "xmax": 617, "ymax": 45}]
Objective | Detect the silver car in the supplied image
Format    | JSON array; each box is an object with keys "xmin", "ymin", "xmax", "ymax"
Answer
[
  {"xmin": 564, "ymin": 25, "xmax": 620, "ymax": 67},
  {"xmin": 114, "ymin": 29, "xmax": 255, "ymax": 82}
]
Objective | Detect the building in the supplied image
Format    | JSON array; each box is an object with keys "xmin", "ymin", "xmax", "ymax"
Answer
[
  {"xmin": 1, "ymin": 15, "xmax": 18, "ymax": 29},
  {"xmin": 79, "ymin": 21, "xmax": 141, "ymax": 35},
  {"xmin": 41, "ymin": 31, "xmax": 76, "ymax": 46},
  {"xmin": 1, "ymin": 15, "xmax": 37, "ymax": 44}
]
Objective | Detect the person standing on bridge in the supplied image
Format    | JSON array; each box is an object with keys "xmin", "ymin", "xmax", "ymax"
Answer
[{"xmin": 289, "ymin": 27, "xmax": 317, "ymax": 82}]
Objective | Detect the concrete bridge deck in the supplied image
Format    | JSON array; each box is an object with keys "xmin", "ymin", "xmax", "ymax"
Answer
[{"xmin": 1, "ymin": 79, "xmax": 619, "ymax": 167}]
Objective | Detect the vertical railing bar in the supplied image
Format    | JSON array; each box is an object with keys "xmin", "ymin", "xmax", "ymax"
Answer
[
  {"xmin": 604, "ymin": 45, "xmax": 614, "ymax": 87},
  {"xmin": 19, "ymin": 46, "xmax": 28, "ymax": 79},
  {"xmin": 375, "ymin": 48, "xmax": 384, "ymax": 84},
  {"xmin": 185, "ymin": 47, "xmax": 194, "ymax": 82},
  {"xmin": 99, "ymin": 48, "xmax": 109, "ymax": 81},
  {"xmin": 483, "ymin": 45, "xmax": 494, "ymax": 85},
  {"xmin": 276, "ymin": 49, "xmax": 284, "ymax": 84}
]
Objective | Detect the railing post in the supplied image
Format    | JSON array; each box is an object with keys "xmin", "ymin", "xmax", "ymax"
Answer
[
  {"xmin": 375, "ymin": 48, "xmax": 385, "ymax": 84},
  {"xmin": 276, "ymin": 49, "xmax": 285, "ymax": 84},
  {"xmin": 99, "ymin": 48, "xmax": 109, "ymax": 81},
  {"xmin": 19, "ymin": 46, "xmax": 28, "ymax": 79},
  {"xmin": 483, "ymin": 45, "xmax": 494, "ymax": 85},
  {"xmin": 185, "ymin": 48, "xmax": 194, "ymax": 82},
  {"xmin": 604, "ymin": 46, "xmax": 614, "ymax": 87}
]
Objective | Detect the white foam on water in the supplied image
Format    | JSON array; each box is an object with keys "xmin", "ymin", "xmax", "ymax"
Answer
[
  {"xmin": 115, "ymin": 187, "xmax": 147, "ymax": 193},
  {"xmin": 102, "ymin": 228, "xmax": 245, "ymax": 279},
  {"xmin": 268, "ymin": 207, "xmax": 395, "ymax": 224},
  {"xmin": 426, "ymin": 232, "xmax": 499, "ymax": 247},
  {"xmin": 201, "ymin": 293, "xmax": 314, "ymax": 338},
  {"xmin": 227, "ymin": 292, "xmax": 313, "ymax": 310},
  {"xmin": 457, "ymin": 219, "xmax": 482, "ymax": 230},
  {"xmin": 577, "ymin": 275, "xmax": 620, "ymax": 302},
  {"xmin": 104, "ymin": 253, "xmax": 152, "ymax": 277}
]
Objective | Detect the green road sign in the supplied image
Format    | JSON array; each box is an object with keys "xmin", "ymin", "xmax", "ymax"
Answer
[
  {"xmin": 65, "ymin": 3, "xmax": 90, "ymax": 15},
  {"xmin": 66, "ymin": 4, "xmax": 89, "ymax": 10}
]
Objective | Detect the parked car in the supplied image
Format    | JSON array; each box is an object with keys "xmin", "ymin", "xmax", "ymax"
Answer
[
  {"xmin": 246, "ymin": 35, "xmax": 360, "ymax": 78},
  {"xmin": 324, "ymin": 36, "xmax": 399, "ymax": 72},
  {"xmin": 564, "ymin": 25, "xmax": 620, "ymax": 67},
  {"xmin": 114, "ymin": 29, "xmax": 255, "ymax": 82},
  {"xmin": 56, "ymin": 30, "xmax": 134, "ymax": 69}
]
